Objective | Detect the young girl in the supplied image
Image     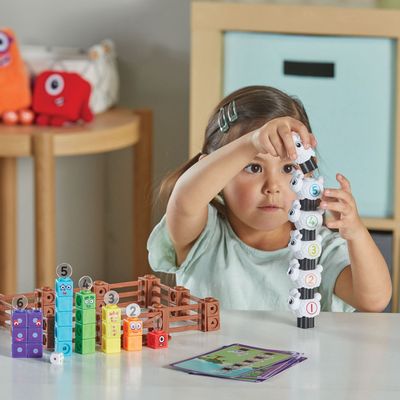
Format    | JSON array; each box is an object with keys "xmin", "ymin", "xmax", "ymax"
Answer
[{"xmin": 147, "ymin": 86, "xmax": 392, "ymax": 312}]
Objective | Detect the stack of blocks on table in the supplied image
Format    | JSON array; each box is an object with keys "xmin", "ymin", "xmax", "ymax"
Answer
[
  {"xmin": 11, "ymin": 309, "xmax": 43, "ymax": 358},
  {"xmin": 55, "ymin": 277, "xmax": 73, "ymax": 356},
  {"xmin": 101, "ymin": 304, "xmax": 121, "ymax": 354},
  {"xmin": 75, "ymin": 290, "xmax": 96, "ymax": 354},
  {"xmin": 122, "ymin": 317, "xmax": 142, "ymax": 351}
]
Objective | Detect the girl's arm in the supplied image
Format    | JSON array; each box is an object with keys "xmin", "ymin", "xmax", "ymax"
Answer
[
  {"xmin": 167, "ymin": 117, "xmax": 313, "ymax": 265},
  {"xmin": 322, "ymin": 173, "xmax": 392, "ymax": 312}
]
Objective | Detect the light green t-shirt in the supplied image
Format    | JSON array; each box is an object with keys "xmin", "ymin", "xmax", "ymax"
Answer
[{"xmin": 147, "ymin": 204, "xmax": 355, "ymax": 312}]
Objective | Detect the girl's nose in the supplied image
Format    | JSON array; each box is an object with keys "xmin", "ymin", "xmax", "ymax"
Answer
[{"xmin": 262, "ymin": 179, "xmax": 280, "ymax": 194}]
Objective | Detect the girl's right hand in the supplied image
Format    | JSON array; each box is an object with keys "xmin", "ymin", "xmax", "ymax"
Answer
[{"xmin": 250, "ymin": 117, "xmax": 317, "ymax": 160}]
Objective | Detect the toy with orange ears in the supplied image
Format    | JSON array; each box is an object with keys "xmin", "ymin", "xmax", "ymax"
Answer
[
  {"xmin": 32, "ymin": 71, "xmax": 94, "ymax": 126},
  {"xmin": 0, "ymin": 28, "xmax": 34, "ymax": 125}
]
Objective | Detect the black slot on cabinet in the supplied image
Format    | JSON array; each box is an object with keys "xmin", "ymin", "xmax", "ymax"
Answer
[{"xmin": 284, "ymin": 61, "xmax": 335, "ymax": 78}]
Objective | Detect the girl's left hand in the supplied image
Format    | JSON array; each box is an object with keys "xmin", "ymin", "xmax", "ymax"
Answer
[{"xmin": 320, "ymin": 173, "xmax": 365, "ymax": 241}]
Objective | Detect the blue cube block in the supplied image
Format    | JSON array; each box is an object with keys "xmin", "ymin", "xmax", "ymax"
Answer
[
  {"xmin": 55, "ymin": 296, "xmax": 73, "ymax": 312},
  {"xmin": 55, "ymin": 277, "xmax": 74, "ymax": 297},
  {"xmin": 56, "ymin": 311, "xmax": 73, "ymax": 327},
  {"xmin": 55, "ymin": 324, "xmax": 72, "ymax": 341},
  {"xmin": 55, "ymin": 340, "xmax": 72, "ymax": 356}
]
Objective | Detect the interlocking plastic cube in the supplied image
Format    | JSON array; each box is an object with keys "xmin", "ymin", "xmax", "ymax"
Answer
[
  {"xmin": 55, "ymin": 277, "xmax": 74, "ymax": 297},
  {"xmin": 123, "ymin": 317, "xmax": 142, "ymax": 337},
  {"xmin": 27, "ymin": 309, "xmax": 42, "ymax": 328},
  {"xmin": 75, "ymin": 309, "xmax": 96, "ymax": 325},
  {"xmin": 75, "ymin": 323, "xmax": 96, "ymax": 339},
  {"xmin": 27, "ymin": 327, "xmax": 42, "ymax": 342},
  {"xmin": 146, "ymin": 330, "xmax": 168, "ymax": 349},
  {"xmin": 75, "ymin": 338, "xmax": 96, "ymax": 355},
  {"xmin": 12, "ymin": 327, "xmax": 27, "ymax": 342},
  {"xmin": 55, "ymin": 325, "xmax": 73, "ymax": 342},
  {"xmin": 123, "ymin": 335, "xmax": 142, "ymax": 352},
  {"xmin": 101, "ymin": 337, "xmax": 121, "ymax": 354},
  {"xmin": 55, "ymin": 340, "xmax": 72, "ymax": 356},
  {"xmin": 12, "ymin": 343, "xmax": 27, "ymax": 358},
  {"xmin": 102, "ymin": 322, "xmax": 120, "ymax": 338},
  {"xmin": 12, "ymin": 310, "xmax": 27, "ymax": 328},
  {"xmin": 27, "ymin": 342, "xmax": 42, "ymax": 358},
  {"xmin": 55, "ymin": 296, "xmax": 73, "ymax": 312},
  {"xmin": 75, "ymin": 290, "xmax": 96, "ymax": 310},
  {"xmin": 55, "ymin": 311, "xmax": 73, "ymax": 327},
  {"xmin": 101, "ymin": 305, "xmax": 121, "ymax": 323}
]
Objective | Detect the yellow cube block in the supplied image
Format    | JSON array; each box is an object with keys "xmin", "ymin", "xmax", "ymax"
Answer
[
  {"xmin": 101, "ymin": 336, "xmax": 121, "ymax": 354},
  {"xmin": 102, "ymin": 321, "xmax": 121, "ymax": 338},
  {"xmin": 102, "ymin": 304, "xmax": 121, "ymax": 323}
]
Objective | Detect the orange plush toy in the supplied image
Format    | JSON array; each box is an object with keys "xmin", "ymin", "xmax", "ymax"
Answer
[{"xmin": 0, "ymin": 28, "xmax": 34, "ymax": 125}]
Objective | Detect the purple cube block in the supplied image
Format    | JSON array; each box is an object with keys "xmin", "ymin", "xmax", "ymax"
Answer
[
  {"xmin": 27, "ymin": 342, "xmax": 43, "ymax": 358},
  {"xmin": 12, "ymin": 327, "xmax": 27, "ymax": 342},
  {"xmin": 28, "ymin": 327, "xmax": 42, "ymax": 342},
  {"xmin": 12, "ymin": 342, "xmax": 27, "ymax": 358},
  {"xmin": 27, "ymin": 310, "xmax": 43, "ymax": 328},
  {"xmin": 11, "ymin": 310, "xmax": 27, "ymax": 328}
]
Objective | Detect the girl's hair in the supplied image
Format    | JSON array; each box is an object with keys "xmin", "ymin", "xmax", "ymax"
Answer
[{"xmin": 158, "ymin": 85, "xmax": 312, "ymax": 214}]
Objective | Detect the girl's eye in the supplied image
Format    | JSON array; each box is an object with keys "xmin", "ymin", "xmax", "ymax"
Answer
[
  {"xmin": 244, "ymin": 163, "xmax": 262, "ymax": 174},
  {"xmin": 282, "ymin": 164, "xmax": 297, "ymax": 174}
]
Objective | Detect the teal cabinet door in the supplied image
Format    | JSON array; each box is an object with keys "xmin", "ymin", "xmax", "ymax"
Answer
[{"xmin": 224, "ymin": 32, "xmax": 396, "ymax": 218}]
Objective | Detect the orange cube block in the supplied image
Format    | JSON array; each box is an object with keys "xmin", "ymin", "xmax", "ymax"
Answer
[{"xmin": 123, "ymin": 335, "xmax": 142, "ymax": 351}]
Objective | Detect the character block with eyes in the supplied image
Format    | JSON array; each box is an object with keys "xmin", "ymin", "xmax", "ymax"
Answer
[
  {"xmin": 122, "ymin": 317, "xmax": 143, "ymax": 351},
  {"xmin": 0, "ymin": 28, "xmax": 34, "ymax": 125},
  {"xmin": 74, "ymin": 290, "xmax": 97, "ymax": 355},
  {"xmin": 288, "ymin": 230, "xmax": 322, "ymax": 260},
  {"xmin": 32, "ymin": 70, "xmax": 93, "ymax": 126},
  {"xmin": 146, "ymin": 329, "xmax": 168, "ymax": 350},
  {"xmin": 288, "ymin": 199, "xmax": 324, "ymax": 231},
  {"xmin": 101, "ymin": 304, "xmax": 122, "ymax": 354},
  {"xmin": 287, "ymin": 259, "xmax": 323, "ymax": 289},
  {"xmin": 11, "ymin": 309, "xmax": 43, "ymax": 358},
  {"xmin": 55, "ymin": 277, "xmax": 73, "ymax": 356},
  {"xmin": 288, "ymin": 289, "xmax": 322, "ymax": 318}
]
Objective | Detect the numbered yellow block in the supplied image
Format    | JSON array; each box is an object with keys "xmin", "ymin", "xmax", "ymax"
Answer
[
  {"xmin": 101, "ymin": 336, "xmax": 121, "ymax": 354},
  {"xmin": 102, "ymin": 321, "xmax": 121, "ymax": 338},
  {"xmin": 102, "ymin": 304, "xmax": 121, "ymax": 323}
]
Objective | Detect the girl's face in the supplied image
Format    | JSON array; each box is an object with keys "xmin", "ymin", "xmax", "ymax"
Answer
[{"xmin": 222, "ymin": 153, "xmax": 299, "ymax": 234}]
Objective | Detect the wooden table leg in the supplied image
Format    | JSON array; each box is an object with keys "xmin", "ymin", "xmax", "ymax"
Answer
[
  {"xmin": 0, "ymin": 158, "xmax": 17, "ymax": 294},
  {"xmin": 33, "ymin": 133, "xmax": 56, "ymax": 288},
  {"xmin": 133, "ymin": 109, "xmax": 153, "ymax": 277}
]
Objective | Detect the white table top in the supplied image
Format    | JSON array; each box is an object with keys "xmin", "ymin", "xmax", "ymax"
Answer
[{"xmin": 1, "ymin": 310, "xmax": 399, "ymax": 399}]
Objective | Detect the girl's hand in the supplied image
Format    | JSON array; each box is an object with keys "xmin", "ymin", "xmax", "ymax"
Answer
[
  {"xmin": 250, "ymin": 117, "xmax": 317, "ymax": 160},
  {"xmin": 321, "ymin": 173, "xmax": 365, "ymax": 241}
]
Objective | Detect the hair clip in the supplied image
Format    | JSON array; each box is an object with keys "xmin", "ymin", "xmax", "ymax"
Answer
[
  {"xmin": 218, "ymin": 107, "xmax": 229, "ymax": 133},
  {"xmin": 227, "ymin": 100, "xmax": 238, "ymax": 123}
]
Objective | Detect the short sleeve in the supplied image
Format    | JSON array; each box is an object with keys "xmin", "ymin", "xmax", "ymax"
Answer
[
  {"xmin": 147, "ymin": 204, "xmax": 219, "ymax": 274},
  {"xmin": 318, "ymin": 229, "xmax": 355, "ymax": 312}
]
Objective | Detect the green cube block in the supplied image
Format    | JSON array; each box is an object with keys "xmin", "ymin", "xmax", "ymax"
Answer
[
  {"xmin": 75, "ymin": 308, "xmax": 96, "ymax": 325},
  {"xmin": 75, "ymin": 338, "xmax": 96, "ymax": 354},
  {"xmin": 75, "ymin": 322, "xmax": 96, "ymax": 339},
  {"xmin": 75, "ymin": 290, "xmax": 96, "ymax": 310}
]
